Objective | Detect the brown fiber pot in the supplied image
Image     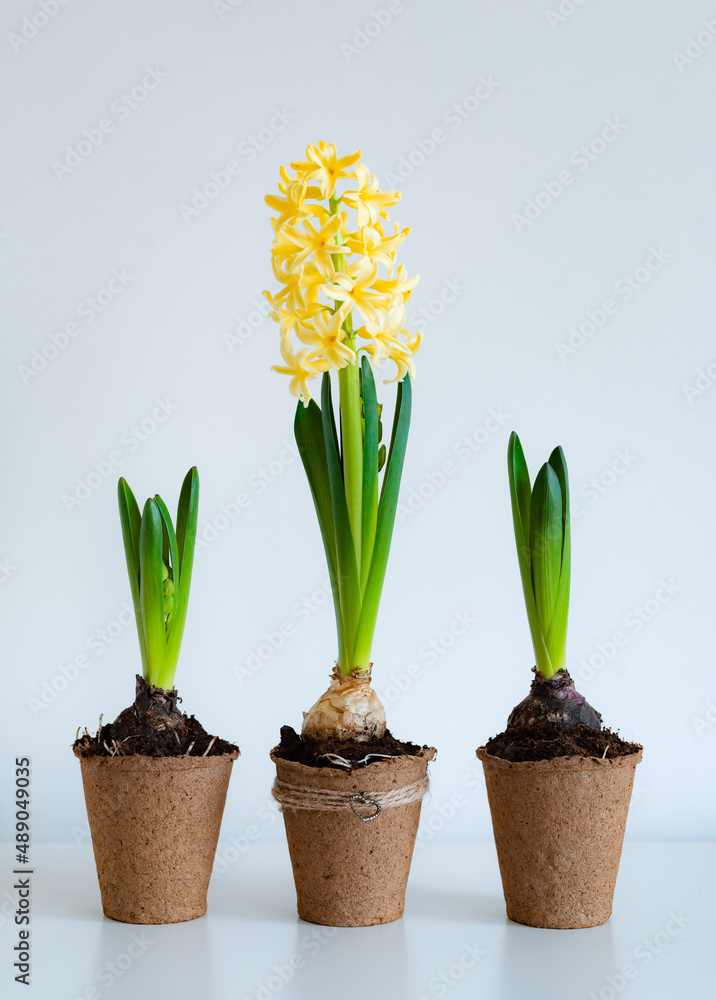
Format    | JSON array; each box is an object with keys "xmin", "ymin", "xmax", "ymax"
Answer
[
  {"xmin": 271, "ymin": 747, "xmax": 435, "ymax": 927},
  {"xmin": 476, "ymin": 747, "xmax": 642, "ymax": 929},
  {"xmin": 77, "ymin": 752, "xmax": 238, "ymax": 924}
]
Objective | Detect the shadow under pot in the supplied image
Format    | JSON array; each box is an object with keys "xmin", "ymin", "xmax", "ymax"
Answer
[
  {"xmin": 476, "ymin": 747, "xmax": 642, "ymax": 929},
  {"xmin": 76, "ymin": 751, "xmax": 238, "ymax": 924},
  {"xmin": 271, "ymin": 747, "xmax": 435, "ymax": 927}
]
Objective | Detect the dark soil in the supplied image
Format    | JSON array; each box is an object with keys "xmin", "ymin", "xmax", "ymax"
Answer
[
  {"xmin": 273, "ymin": 725, "xmax": 427, "ymax": 769},
  {"xmin": 73, "ymin": 676, "xmax": 238, "ymax": 759},
  {"xmin": 483, "ymin": 723, "xmax": 641, "ymax": 762}
]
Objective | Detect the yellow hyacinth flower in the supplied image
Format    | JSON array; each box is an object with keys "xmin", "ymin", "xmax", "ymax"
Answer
[
  {"xmin": 265, "ymin": 178, "xmax": 327, "ymax": 228},
  {"xmin": 344, "ymin": 222, "xmax": 409, "ymax": 275},
  {"xmin": 342, "ymin": 164, "xmax": 400, "ymax": 227},
  {"xmin": 297, "ymin": 306, "xmax": 356, "ymax": 370},
  {"xmin": 280, "ymin": 215, "xmax": 345, "ymax": 278},
  {"xmin": 265, "ymin": 143, "xmax": 420, "ymax": 390},
  {"xmin": 290, "ymin": 142, "xmax": 362, "ymax": 198},
  {"xmin": 372, "ymin": 264, "xmax": 420, "ymax": 303},
  {"xmin": 384, "ymin": 331, "xmax": 421, "ymax": 383},
  {"xmin": 268, "ymin": 262, "xmax": 306, "ymax": 313},
  {"xmin": 360, "ymin": 301, "xmax": 409, "ymax": 365},
  {"xmin": 271, "ymin": 334, "xmax": 330, "ymax": 403},
  {"xmin": 320, "ymin": 257, "xmax": 389, "ymax": 325}
]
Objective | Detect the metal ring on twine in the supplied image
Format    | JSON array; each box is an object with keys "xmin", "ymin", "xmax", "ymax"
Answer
[
  {"xmin": 350, "ymin": 793, "xmax": 381, "ymax": 822},
  {"xmin": 272, "ymin": 774, "xmax": 429, "ymax": 821}
]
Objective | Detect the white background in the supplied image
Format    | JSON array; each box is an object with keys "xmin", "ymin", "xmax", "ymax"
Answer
[{"xmin": 3, "ymin": 0, "xmax": 716, "ymax": 857}]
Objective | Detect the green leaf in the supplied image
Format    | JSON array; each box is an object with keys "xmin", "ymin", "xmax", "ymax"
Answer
[
  {"xmin": 354, "ymin": 375, "xmax": 412, "ymax": 668},
  {"xmin": 530, "ymin": 462, "xmax": 563, "ymax": 647},
  {"xmin": 162, "ymin": 468, "xmax": 199, "ymax": 688},
  {"xmin": 546, "ymin": 446, "xmax": 570, "ymax": 672},
  {"xmin": 507, "ymin": 435, "xmax": 551, "ymax": 676},
  {"xmin": 117, "ymin": 478, "xmax": 141, "ymax": 600},
  {"xmin": 139, "ymin": 499, "xmax": 166, "ymax": 686},
  {"xmin": 153, "ymin": 493, "xmax": 179, "ymax": 627},
  {"xmin": 295, "ymin": 398, "xmax": 343, "ymax": 655},
  {"xmin": 360, "ymin": 357, "xmax": 379, "ymax": 594},
  {"xmin": 175, "ymin": 467, "xmax": 199, "ymax": 576},
  {"xmin": 321, "ymin": 372, "xmax": 361, "ymax": 670},
  {"xmin": 154, "ymin": 494, "xmax": 179, "ymax": 577},
  {"xmin": 117, "ymin": 478, "xmax": 147, "ymax": 673}
]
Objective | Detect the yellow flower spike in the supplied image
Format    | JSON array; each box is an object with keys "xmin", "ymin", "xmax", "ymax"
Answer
[
  {"xmin": 290, "ymin": 142, "xmax": 362, "ymax": 198},
  {"xmin": 297, "ymin": 305, "xmax": 356, "ymax": 370},
  {"xmin": 267, "ymin": 144, "xmax": 420, "ymax": 398},
  {"xmin": 271, "ymin": 333, "xmax": 331, "ymax": 404},
  {"xmin": 281, "ymin": 215, "xmax": 346, "ymax": 279},
  {"xmin": 319, "ymin": 257, "xmax": 389, "ymax": 325},
  {"xmin": 342, "ymin": 164, "xmax": 401, "ymax": 227}
]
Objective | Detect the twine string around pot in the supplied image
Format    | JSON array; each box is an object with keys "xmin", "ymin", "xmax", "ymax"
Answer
[{"xmin": 272, "ymin": 774, "xmax": 430, "ymax": 822}]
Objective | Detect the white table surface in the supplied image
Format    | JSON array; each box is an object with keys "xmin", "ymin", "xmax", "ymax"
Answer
[{"xmin": 2, "ymin": 842, "xmax": 712, "ymax": 1000}]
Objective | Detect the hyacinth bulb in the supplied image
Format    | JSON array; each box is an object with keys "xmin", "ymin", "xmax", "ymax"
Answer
[{"xmin": 301, "ymin": 669, "xmax": 386, "ymax": 742}]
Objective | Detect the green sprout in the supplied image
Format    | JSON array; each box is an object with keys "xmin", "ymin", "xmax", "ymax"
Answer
[
  {"xmin": 507, "ymin": 433, "xmax": 570, "ymax": 680},
  {"xmin": 117, "ymin": 467, "xmax": 199, "ymax": 691},
  {"xmin": 295, "ymin": 358, "xmax": 411, "ymax": 676}
]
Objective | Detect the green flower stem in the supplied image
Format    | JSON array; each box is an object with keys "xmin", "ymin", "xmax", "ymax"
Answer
[
  {"xmin": 337, "ymin": 337, "xmax": 363, "ymax": 575},
  {"xmin": 330, "ymin": 193, "xmax": 363, "ymax": 582}
]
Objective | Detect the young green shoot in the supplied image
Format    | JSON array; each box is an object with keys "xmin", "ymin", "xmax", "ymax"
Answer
[
  {"xmin": 507, "ymin": 433, "xmax": 570, "ymax": 681},
  {"xmin": 117, "ymin": 467, "xmax": 199, "ymax": 692}
]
